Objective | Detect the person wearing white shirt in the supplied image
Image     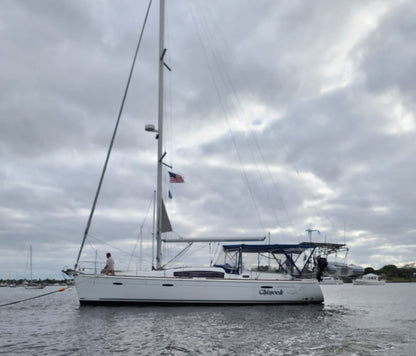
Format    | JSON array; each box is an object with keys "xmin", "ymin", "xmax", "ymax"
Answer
[{"xmin": 101, "ymin": 252, "xmax": 115, "ymax": 275}]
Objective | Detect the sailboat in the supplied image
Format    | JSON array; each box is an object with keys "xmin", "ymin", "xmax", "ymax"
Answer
[
  {"xmin": 24, "ymin": 245, "xmax": 45, "ymax": 290},
  {"xmin": 64, "ymin": 0, "xmax": 324, "ymax": 305}
]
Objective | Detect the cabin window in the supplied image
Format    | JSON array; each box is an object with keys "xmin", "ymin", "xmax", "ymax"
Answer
[{"xmin": 173, "ymin": 271, "xmax": 224, "ymax": 278}]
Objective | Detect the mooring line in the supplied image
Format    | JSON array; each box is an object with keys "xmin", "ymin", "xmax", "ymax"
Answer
[{"xmin": 0, "ymin": 287, "xmax": 68, "ymax": 308}]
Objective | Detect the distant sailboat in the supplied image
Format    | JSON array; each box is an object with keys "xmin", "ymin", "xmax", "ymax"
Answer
[{"xmin": 24, "ymin": 246, "xmax": 45, "ymax": 290}]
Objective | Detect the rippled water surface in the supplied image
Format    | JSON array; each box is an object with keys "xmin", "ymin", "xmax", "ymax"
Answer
[{"xmin": 1, "ymin": 283, "xmax": 415, "ymax": 355}]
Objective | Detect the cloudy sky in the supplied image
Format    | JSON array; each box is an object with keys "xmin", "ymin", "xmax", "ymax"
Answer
[{"xmin": 1, "ymin": 0, "xmax": 415, "ymax": 280}]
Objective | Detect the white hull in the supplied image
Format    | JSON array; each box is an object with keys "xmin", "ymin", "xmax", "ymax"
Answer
[
  {"xmin": 320, "ymin": 277, "xmax": 344, "ymax": 285},
  {"xmin": 353, "ymin": 273, "xmax": 385, "ymax": 285},
  {"xmin": 74, "ymin": 273, "xmax": 324, "ymax": 305}
]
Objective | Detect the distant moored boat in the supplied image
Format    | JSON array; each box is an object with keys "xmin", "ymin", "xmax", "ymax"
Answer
[{"xmin": 353, "ymin": 273, "xmax": 385, "ymax": 285}]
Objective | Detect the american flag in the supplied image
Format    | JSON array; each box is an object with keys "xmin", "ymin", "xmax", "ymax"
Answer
[{"xmin": 168, "ymin": 171, "xmax": 184, "ymax": 183}]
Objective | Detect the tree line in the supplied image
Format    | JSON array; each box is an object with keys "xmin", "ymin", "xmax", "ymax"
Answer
[{"xmin": 364, "ymin": 264, "xmax": 416, "ymax": 281}]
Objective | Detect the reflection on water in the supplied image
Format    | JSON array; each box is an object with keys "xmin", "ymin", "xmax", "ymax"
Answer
[{"xmin": 0, "ymin": 284, "xmax": 415, "ymax": 355}]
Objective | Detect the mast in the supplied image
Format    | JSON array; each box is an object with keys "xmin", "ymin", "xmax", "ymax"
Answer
[
  {"xmin": 152, "ymin": 190, "xmax": 156, "ymax": 269},
  {"xmin": 155, "ymin": 0, "xmax": 165, "ymax": 270},
  {"xmin": 30, "ymin": 245, "xmax": 32, "ymax": 281}
]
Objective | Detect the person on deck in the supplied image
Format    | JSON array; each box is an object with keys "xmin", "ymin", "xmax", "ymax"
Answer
[{"xmin": 101, "ymin": 253, "xmax": 115, "ymax": 275}]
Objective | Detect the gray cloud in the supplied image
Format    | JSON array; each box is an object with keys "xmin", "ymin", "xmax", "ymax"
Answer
[{"xmin": 1, "ymin": 0, "xmax": 415, "ymax": 279}]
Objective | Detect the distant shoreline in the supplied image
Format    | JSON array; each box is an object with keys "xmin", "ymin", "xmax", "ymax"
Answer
[{"xmin": 0, "ymin": 279, "xmax": 72, "ymax": 287}]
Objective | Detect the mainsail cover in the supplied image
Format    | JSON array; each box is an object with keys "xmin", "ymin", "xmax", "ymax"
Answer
[{"xmin": 161, "ymin": 200, "xmax": 172, "ymax": 233}]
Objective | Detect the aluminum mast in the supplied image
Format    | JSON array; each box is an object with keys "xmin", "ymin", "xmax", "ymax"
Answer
[{"xmin": 155, "ymin": 0, "xmax": 166, "ymax": 270}]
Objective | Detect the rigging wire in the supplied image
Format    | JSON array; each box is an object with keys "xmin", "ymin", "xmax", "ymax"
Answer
[
  {"xmin": 208, "ymin": 31, "xmax": 299, "ymax": 238},
  {"xmin": 162, "ymin": 242, "xmax": 194, "ymax": 268},
  {"xmin": 186, "ymin": 3, "xmax": 339, "ymax": 242},
  {"xmin": 209, "ymin": 242, "xmax": 221, "ymax": 266},
  {"xmin": 162, "ymin": 241, "xmax": 215, "ymax": 269},
  {"xmin": 193, "ymin": 5, "xmax": 296, "ymax": 237},
  {"xmin": 87, "ymin": 233, "xmax": 139, "ymax": 258},
  {"xmin": 214, "ymin": 30, "xmax": 335, "ymax": 240},
  {"xmin": 74, "ymin": 0, "xmax": 153, "ymax": 269},
  {"xmin": 186, "ymin": 3, "xmax": 267, "ymax": 235},
  {"xmin": 82, "ymin": 233, "xmax": 154, "ymax": 272},
  {"xmin": 127, "ymin": 191, "xmax": 155, "ymax": 271}
]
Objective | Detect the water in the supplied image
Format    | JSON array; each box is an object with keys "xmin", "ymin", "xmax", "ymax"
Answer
[{"xmin": 0, "ymin": 283, "xmax": 415, "ymax": 355}]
